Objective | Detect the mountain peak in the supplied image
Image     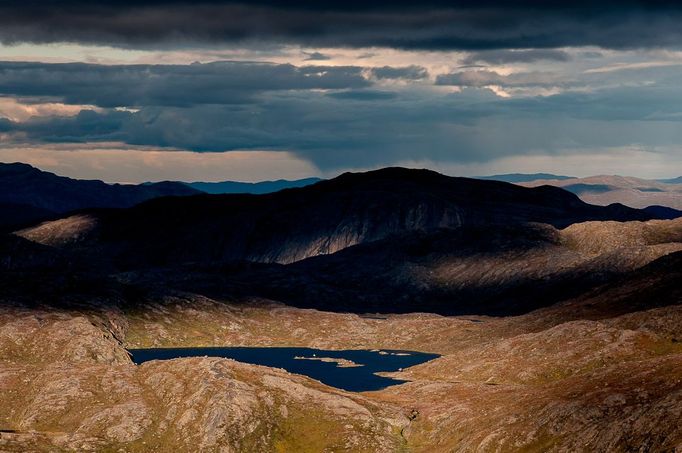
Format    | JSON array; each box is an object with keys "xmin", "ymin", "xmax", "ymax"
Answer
[
  {"xmin": 0, "ymin": 162, "xmax": 200, "ymax": 231},
  {"xmin": 0, "ymin": 161, "xmax": 42, "ymax": 175}
]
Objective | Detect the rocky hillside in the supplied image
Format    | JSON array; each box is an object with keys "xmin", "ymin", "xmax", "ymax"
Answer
[
  {"xmin": 0, "ymin": 303, "xmax": 406, "ymax": 452},
  {"xmin": 15, "ymin": 167, "xmax": 660, "ymax": 267},
  {"xmin": 1, "ymin": 246, "xmax": 680, "ymax": 451},
  {"xmin": 122, "ymin": 250, "xmax": 682, "ymax": 452}
]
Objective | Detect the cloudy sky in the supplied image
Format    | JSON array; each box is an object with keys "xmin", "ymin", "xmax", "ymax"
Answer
[{"xmin": 1, "ymin": 1, "xmax": 682, "ymax": 182}]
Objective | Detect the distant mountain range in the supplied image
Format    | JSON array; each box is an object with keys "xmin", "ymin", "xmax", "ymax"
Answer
[
  {"xmin": 185, "ymin": 178, "xmax": 322, "ymax": 194},
  {"xmin": 481, "ymin": 173, "xmax": 682, "ymax": 185},
  {"xmin": 479, "ymin": 173, "xmax": 682, "ymax": 212},
  {"xmin": 0, "ymin": 163, "xmax": 323, "ymax": 231},
  {"xmin": 0, "ymin": 162, "xmax": 200, "ymax": 231},
  {"xmin": 16, "ymin": 167, "xmax": 671, "ymax": 270},
  {"xmin": 12, "ymin": 166, "xmax": 682, "ymax": 316},
  {"xmin": 515, "ymin": 175, "xmax": 682, "ymax": 211},
  {"xmin": 476, "ymin": 173, "xmax": 574, "ymax": 183},
  {"xmin": 4, "ymin": 163, "xmax": 682, "ymax": 235},
  {"xmin": 659, "ymin": 176, "xmax": 682, "ymax": 184}
]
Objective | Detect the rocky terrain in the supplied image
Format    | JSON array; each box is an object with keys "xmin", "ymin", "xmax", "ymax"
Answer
[
  {"xmin": 1, "ymin": 168, "xmax": 682, "ymax": 452},
  {"xmin": 0, "ymin": 306, "xmax": 406, "ymax": 452},
  {"xmin": 1, "ymin": 248, "xmax": 680, "ymax": 451}
]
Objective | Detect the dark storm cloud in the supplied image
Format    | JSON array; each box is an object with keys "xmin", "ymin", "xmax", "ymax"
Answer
[
  {"xmin": 370, "ymin": 66, "xmax": 428, "ymax": 80},
  {"xmin": 0, "ymin": 61, "xmax": 370, "ymax": 107},
  {"xmin": 16, "ymin": 109, "xmax": 130, "ymax": 143},
  {"xmin": 1, "ymin": 93, "xmax": 497, "ymax": 165},
  {"xmin": 461, "ymin": 50, "xmax": 572, "ymax": 65},
  {"xmin": 5, "ymin": 80, "xmax": 682, "ymax": 169},
  {"xmin": 1, "ymin": 1, "xmax": 682, "ymax": 50}
]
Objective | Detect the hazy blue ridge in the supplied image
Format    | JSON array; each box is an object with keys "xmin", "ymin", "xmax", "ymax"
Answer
[
  {"xmin": 476, "ymin": 173, "xmax": 574, "ymax": 183},
  {"xmin": 186, "ymin": 177, "xmax": 323, "ymax": 194},
  {"xmin": 658, "ymin": 177, "xmax": 682, "ymax": 184}
]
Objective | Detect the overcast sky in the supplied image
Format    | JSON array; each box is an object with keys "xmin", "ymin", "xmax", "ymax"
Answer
[{"xmin": 1, "ymin": 1, "xmax": 682, "ymax": 182}]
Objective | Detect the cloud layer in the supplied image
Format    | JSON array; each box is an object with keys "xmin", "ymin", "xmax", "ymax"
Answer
[
  {"xmin": 1, "ymin": 1, "xmax": 682, "ymax": 50},
  {"xmin": 1, "ymin": 2, "xmax": 682, "ymax": 180},
  {"xmin": 2, "ymin": 57, "xmax": 682, "ymax": 171},
  {"xmin": 0, "ymin": 61, "xmax": 372, "ymax": 107}
]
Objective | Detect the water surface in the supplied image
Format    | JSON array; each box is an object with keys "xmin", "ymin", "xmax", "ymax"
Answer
[{"xmin": 129, "ymin": 346, "xmax": 439, "ymax": 392}]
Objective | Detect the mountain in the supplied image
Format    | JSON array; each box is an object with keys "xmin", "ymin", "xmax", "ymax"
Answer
[
  {"xmin": 146, "ymin": 217, "xmax": 682, "ymax": 315},
  {"xmin": 186, "ymin": 177, "xmax": 322, "ymax": 194},
  {"xmin": 16, "ymin": 167, "xmax": 662, "ymax": 269},
  {"xmin": 4, "ymin": 166, "xmax": 682, "ymax": 452},
  {"xmin": 476, "ymin": 173, "xmax": 574, "ymax": 183},
  {"xmin": 0, "ymin": 162, "xmax": 200, "ymax": 231},
  {"xmin": 0, "ymin": 202, "xmax": 56, "ymax": 231},
  {"xmin": 643, "ymin": 205, "xmax": 682, "ymax": 220},
  {"xmin": 659, "ymin": 176, "xmax": 682, "ymax": 184},
  {"xmin": 517, "ymin": 175, "xmax": 682, "ymax": 210}
]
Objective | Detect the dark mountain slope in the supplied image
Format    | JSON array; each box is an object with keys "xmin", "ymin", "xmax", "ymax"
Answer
[
  {"xmin": 151, "ymin": 217, "xmax": 681, "ymax": 315},
  {"xmin": 18, "ymin": 167, "xmax": 662, "ymax": 270},
  {"xmin": 550, "ymin": 249, "xmax": 682, "ymax": 322},
  {"xmin": 0, "ymin": 202, "xmax": 57, "ymax": 232},
  {"xmin": 0, "ymin": 162, "xmax": 200, "ymax": 230},
  {"xmin": 642, "ymin": 205, "xmax": 682, "ymax": 220}
]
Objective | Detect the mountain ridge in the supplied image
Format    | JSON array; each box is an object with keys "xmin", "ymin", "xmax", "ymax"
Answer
[
  {"xmin": 0, "ymin": 162, "xmax": 201, "ymax": 231},
  {"xmin": 476, "ymin": 173, "xmax": 574, "ymax": 183},
  {"xmin": 16, "ymin": 167, "xmax": 668, "ymax": 269},
  {"xmin": 185, "ymin": 177, "xmax": 322, "ymax": 194},
  {"xmin": 517, "ymin": 174, "xmax": 682, "ymax": 210}
]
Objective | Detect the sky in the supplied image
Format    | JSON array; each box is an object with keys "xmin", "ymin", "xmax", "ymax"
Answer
[{"xmin": 1, "ymin": 1, "xmax": 682, "ymax": 182}]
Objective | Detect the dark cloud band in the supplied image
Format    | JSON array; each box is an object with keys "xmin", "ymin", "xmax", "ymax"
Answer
[
  {"xmin": 0, "ymin": 61, "xmax": 370, "ymax": 107},
  {"xmin": 1, "ymin": 1, "xmax": 682, "ymax": 49},
  {"xmin": 4, "ymin": 82, "xmax": 682, "ymax": 170},
  {"xmin": 461, "ymin": 50, "xmax": 572, "ymax": 65}
]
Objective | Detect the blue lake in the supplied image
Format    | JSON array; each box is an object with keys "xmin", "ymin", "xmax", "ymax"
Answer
[{"xmin": 129, "ymin": 347, "xmax": 440, "ymax": 392}]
